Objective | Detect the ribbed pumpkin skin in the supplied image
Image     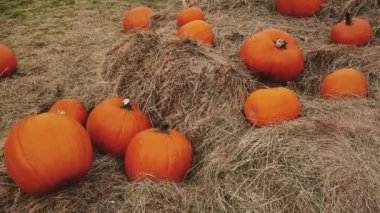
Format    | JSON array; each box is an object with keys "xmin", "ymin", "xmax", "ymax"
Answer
[
  {"xmin": 244, "ymin": 87, "xmax": 301, "ymax": 127},
  {"xmin": 275, "ymin": 0, "xmax": 325, "ymax": 17},
  {"xmin": 240, "ymin": 28, "xmax": 304, "ymax": 82},
  {"xmin": 177, "ymin": 7, "xmax": 205, "ymax": 26},
  {"xmin": 177, "ymin": 20, "xmax": 214, "ymax": 45},
  {"xmin": 331, "ymin": 16, "xmax": 372, "ymax": 47},
  {"xmin": 125, "ymin": 128, "xmax": 192, "ymax": 182},
  {"xmin": 86, "ymin": 98, "xmax": 151, "ymax": 158},
  {"xmin": 320, "ymin": 68, "xmax": 368, "ymax": 99},
  {"xmin": 4, "ymin": 113, "xmax": 93, "ymax": 195},
  {"xmin": 0, "ymin": 44, "xmax": 17, "ymax": 78},
  {"xmin": 123, "ymin": 6, "xmax": 153, "ymax": 31},
  {"xmin": 49, "ymin": 98, "xmax": 87, "ymax": 125}
]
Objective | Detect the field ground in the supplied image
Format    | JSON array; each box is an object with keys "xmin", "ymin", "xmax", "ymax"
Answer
[{"xmin": 1, "ymin": 0, "xmax": 380, "ymax": 212}]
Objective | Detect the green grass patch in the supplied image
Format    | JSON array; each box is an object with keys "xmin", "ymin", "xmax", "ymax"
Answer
[
  {"xmin": 0, "ymin": 0, "xmax": 77, "ymax": 20},
  {"xmin": 0, "ymin": 0, "xmax": 33, "ymax": 19},
  {"xmin": 133, "ymin": 0, "xmax": 166, "ymax": 8}
]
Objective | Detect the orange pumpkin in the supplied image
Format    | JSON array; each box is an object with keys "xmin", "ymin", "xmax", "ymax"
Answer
[
  {"xmin": 125, "ymin": 124, "xmax": 192, "ymax": 182},
  {"xmin": 123, "ymin": 6, "xmax": 153, "ymax": 31},
  {"xmin": 244, "ymin": 87, "xmax": 301, "ymax": 127},
  {"xmin": 331, "ymin": 13, "xmax": 372, "ymax": 47},
  {"xmin": 177, "ymin": 6, "xmax": 206, "ymax": 27},
  {"xmin": 320, "ymin": 68, "xmax": 368, "ymax": 99},
  {"xmin": 0, "ymin": 43, "xmax": 17, "ymax": 78},
  {"xmin": 49, "ymin": 98, "xmax": 87, "ymax": 125},
  {"xmin": 4, "ymin": 113, "xmax": 93, "ymax": 195},
  {"xmin": 240, "ymin": 28, "xmax": 304, "ymax": 82},
  {"xmin": 177, "ymin": 20, "xmax": 214, "ymax": 45},
  {"xmin": 275, "ymin": 0, "xmax": 325, "ymax": 17},
  {"xmin": 86, "ymin": 98, "xmax": 151, "ymax": 157}
]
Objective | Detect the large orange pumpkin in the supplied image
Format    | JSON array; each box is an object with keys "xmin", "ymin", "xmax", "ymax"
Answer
[
  {"xmin": 240, "ymin": 28, "xmax": 304, "ymax": 82},
  {"xmin": 331, "ymin": 13, "xmax": 372, "ymax": 47},
  {"xmin": 320, "ymin": 68, "xmax": 368, "ymax": 99},
  {"xmin": 275, "ymin": 0, "xmax": 325, "ymax": 17},
  {"xmin": 125, "ymin": 124, "xmax": 192, "ymax": 182},
  {"xmin": 49, "ymin": 98, "xmax": 87, "ymax": 125},
  {"xmin": 244, "ymin": 87, "xmax": 301, "ymax": 127},
  {"xmin": 177, "ymin": 20, "xmax": 214, "ymax": 45},
  {"xmin": 4, "ymin": 113, "xmax": 93, "ymax": 195},
  {"xmin": 0, "ymin": 43, "xmax": 17, "ymax": 78},
  {"xmin": 123, "ymin": 6, "xmax": 153, "ymax": 31},
  {"xmin": 86, "ymin": 98, "xmax": 151, "ymax": 157},
  {"xmin": 177, "ymin": 6, "xmax": 206, "ymax": 27}
]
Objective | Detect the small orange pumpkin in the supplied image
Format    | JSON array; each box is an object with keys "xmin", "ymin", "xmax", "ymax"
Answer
[
  {"xmin": 177, "ymin": 20, "xmax": 214, "ymax": 45},
  {"xmin": 320, "ymin": 68, "xmax": 368, "ymax": 99},
  {"xmin": 125, "ymin": 124, "xmax": 192, "ymax": 182},
  {"xmin": 123, "ymin": 6, "xmax": 153, "ymax": 31},
  {"xmin": 275, "ymin": 0, "xmax": 325, "ymax": 17},
  {"xmin": 86, "ymin": 98, "xmax": 151, "ymax": 157},
  {"xmin": 331, "ymin": 13, "xmax": 372, "ymax": 47},
  {"xmin": 49, "ymin": 98, "xmax": 87, "ymax": 125},
  {"xmin": 0, "ymin": 43, "xmax": 17, "ymax": 78},
  {"xmin": 240, "ymin": 28, "xmax": 304, "ymax": 82},
  {"xmin": 177, "ymin": 6, "xmax": 205, "ymax": 27},
  {"xmin": 4, "ymin": 113, "xmax": 93, "ymax": 195},
  {"xmin": 244, "ymin": 87, "xmax": 301, "ymax": 127}
]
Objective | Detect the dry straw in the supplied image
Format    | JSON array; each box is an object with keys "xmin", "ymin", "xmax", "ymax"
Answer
[{"xmin": 1, "ymin": 0, "xmax": 379, "ymax": 212}]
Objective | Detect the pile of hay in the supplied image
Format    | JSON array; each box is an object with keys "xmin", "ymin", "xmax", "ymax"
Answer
[
  {"xmin": 320, "ymin": 0, "xmax": 380, "ymax": 18},
  {"xmin": 1, "ymin": 0, "xmax": 380, "ymax": 212}
]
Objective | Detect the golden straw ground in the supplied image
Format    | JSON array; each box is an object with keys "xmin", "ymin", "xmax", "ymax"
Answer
[{"xmin": 1, "ymin": 0, "xmax": 379, "ymax": 212}]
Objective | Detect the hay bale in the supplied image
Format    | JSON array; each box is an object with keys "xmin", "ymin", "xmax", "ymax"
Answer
[
  {"xmin": 199, "ymin": 100, "xmax": 380, "ymax": 211},
  {"xmin": 194, "ymin": 0, "xmax": 272, "ymax": 11},
  {"xmin": 193, "ymin": 0, "xmax": 379, "ymax": 17},
  {"xmin": 98, "ymin": 27, "xmax": 380, "ymax": 212},
  {"xmin": 103, "ymin": 32, "xmax": 257, "ymax": 173},
  {"xmin": 321, "ymin": 0, "xmax": 380, "ymax": 18},
  {"xmin": 298, "ymin": 46, "xmax": 380, "ymax": 99},
  {"xmin": 103, "ymin": 31, "xmax": 255, "ymax": 134}
]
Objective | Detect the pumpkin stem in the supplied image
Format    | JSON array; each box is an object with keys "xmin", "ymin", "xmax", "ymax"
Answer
[
  {"xmin": 122, "ymin": 99, "xmax": 133, "ymax": 110},
  {"xmin": 345, "ymin": 12, "xmax": 352, "ymax": 25},
  {"xmin": 157, "ymin": 123, "xmax": 170, "ymax": 134},
  {"xmin": 57, "ymin": 109, "xmax": 66, "ymax": 115},
  {"xmin": 274, "ymin": 39, "xmax": 287, "ymax": 49}
]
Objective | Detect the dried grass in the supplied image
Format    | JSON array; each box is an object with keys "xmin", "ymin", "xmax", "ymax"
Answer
[
  {"xmin": 321, "ymin": 0, "xmax": 380, "ymax": 18},
  {"xmin": 1, "ymin": 0, "xmax": 380, "ymax": 212}
]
